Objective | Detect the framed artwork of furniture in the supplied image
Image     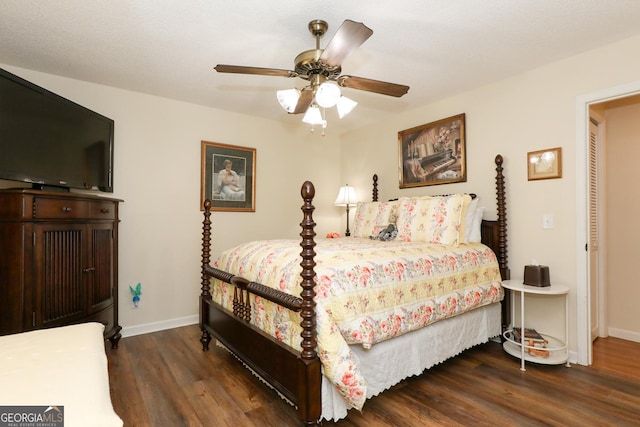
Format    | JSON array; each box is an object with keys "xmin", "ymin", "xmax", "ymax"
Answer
[
  {"xmin": 527, "ymin": 147, "xmax": 562, "ymax": 181},
  {"xmin": 398, "ymin": 113, "xmax": 466, "ymax": 188},
  {"xmin": 201, "ymin": 140, "xmax": 256, "ymax": 212}
]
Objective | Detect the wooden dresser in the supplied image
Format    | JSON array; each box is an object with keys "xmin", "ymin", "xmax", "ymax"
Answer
[{"xmin": 0, "ymin": 189, "xmax": 122, "ymax": 347}]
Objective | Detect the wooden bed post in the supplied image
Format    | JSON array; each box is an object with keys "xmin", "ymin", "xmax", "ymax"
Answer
[
  {"xmin": 372, "ymin": 174, "xmax": 379, "ymax": 202},
  {"xmin": 298, "ymin": 181, "xmax": 322, "ymax": 426},
  {"xmin": 494, "ymin": 154, "xmax": 511, "ymax": 333},
  {"xmin": 494, "ymin": 155, "xmax": 510, "ymax": 280},
  {"xmin": 200, "ymin": 199, "xmax": 213, "ymax": 351}
]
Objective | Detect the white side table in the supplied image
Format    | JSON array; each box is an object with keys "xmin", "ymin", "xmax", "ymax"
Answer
[{"xmin": 501, "ymin": 279, "xmax": 570, "ymax": 371}]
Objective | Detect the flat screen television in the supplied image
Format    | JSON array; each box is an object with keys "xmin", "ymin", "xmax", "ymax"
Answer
[{"xmin": 0, "ymin": 68, "xmax": 114, "ymax": 192}]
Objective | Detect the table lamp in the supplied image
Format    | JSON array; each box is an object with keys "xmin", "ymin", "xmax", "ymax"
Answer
[{"xmin": 334, "ymin": 185, "xmax": 358, "ymax": 236}]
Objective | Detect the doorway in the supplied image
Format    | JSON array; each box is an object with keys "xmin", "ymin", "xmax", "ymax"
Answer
[{"xmin": 577, "ymin": 84, "xmax": 640, "ymax": 365}]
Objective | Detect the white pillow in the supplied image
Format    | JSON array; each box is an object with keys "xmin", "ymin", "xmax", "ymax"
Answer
[
  {"xmin": 468, "ymin": 206, "xmax": 485, "ymax": 242},
  {"xmin": 463, "ymin": 197, "xmax": 479, "ymax": 243}
]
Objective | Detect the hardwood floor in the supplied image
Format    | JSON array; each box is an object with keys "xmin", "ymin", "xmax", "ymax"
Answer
[{"xmin": 106, "ymin": 325, "xmax": 640, "ymax": 426}]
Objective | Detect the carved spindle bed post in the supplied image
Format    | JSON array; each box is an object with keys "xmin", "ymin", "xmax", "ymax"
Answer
[
  {"xmin": 372, "ymin": 174, "xmax": 379, "ymax": 202},
  {"xmin": 200, "ymin": 199, "xmax": 213, "ymax": 351},
  {"xmin": 299, "ymin": 181, "xmax": 317, "ymax": 361},
  {"xmin": 494, "ymin": 154, "xmax": 511, "ymax": 332},
  {"xmin": 298, "ymin": 181, "xmax": 321, "ymax": 426},
  {"xmin": 494, "ymin": 155, "xmax": 509, "ymax": 280}
]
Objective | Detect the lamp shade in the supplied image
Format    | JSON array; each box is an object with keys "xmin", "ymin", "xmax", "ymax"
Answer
[
  {"xmin": 316, "ymin": 82, "xmax": 341, "ymax": 108},
  {"xmin": 302, "ymin": 105, "xmax": 325, "ymax": 126},
  {"xmin": 336, "ymin": 96, "xmax": 358, "ymax": 119},
  {"xmin": 334, "ymin": 185, "xmax": 358, "ymax": 206},
  {"xmin": 277, "ymin": 88, "xmax": 301, "ymax": 113}
]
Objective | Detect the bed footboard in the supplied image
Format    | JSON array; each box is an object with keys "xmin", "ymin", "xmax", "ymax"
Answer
[{"xmin": 199, "ymin": 183, "xmax": 322, "ymax": 426}]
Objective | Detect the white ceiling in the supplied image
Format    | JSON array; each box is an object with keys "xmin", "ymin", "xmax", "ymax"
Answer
[{"xmin": 2, "ymin": 1, "xmax": 640, "ymax": 135}]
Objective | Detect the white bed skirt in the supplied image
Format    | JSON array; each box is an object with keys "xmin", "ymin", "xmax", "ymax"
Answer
[
  {"xmin": 321, "ymin": 302, "xmax": 502, "ymax": 421},
  {"xmin": 0, "ymin": 322, "xmax": 123, "ymax": 427}
]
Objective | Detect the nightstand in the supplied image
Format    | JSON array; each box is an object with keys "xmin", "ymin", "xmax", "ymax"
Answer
[{"xmin": 501, "ymin": 279, "xmax": 570, "ymax": 371}]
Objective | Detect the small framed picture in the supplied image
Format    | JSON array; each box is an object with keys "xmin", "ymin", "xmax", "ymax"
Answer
[
  {"xmin": 527, "ymin": 147, "xmax": 562, "ymax": 181},
  {"xmin": 200, "ymin": 140, "xmax": 256, "ymax": 211}
]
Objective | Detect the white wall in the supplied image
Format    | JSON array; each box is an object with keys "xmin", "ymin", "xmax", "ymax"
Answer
[
  {"xmin": 0, "ymin": 65, "xmax": 342, "ymax": 335},
  {"xmin": 340, "ymin": 34, "xmax": 640, "ymax": 358}
]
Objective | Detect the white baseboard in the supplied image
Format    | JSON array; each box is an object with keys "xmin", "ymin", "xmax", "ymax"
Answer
[
  {"xmin": 608, "ymin": 327, "xmax": 640, "ymax": 343},
  {"xmin": 569, "ymin": 350, "xmax": 578, "ymax": 365},
  {"xmin": 121, "ymin": 314, "xmax": 199, "ymax": 338}
]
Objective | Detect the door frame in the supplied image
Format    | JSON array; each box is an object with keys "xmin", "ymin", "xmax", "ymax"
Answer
[{"xmin": 575, "ymin": 80, "xmax": 640, "ymax": 365}]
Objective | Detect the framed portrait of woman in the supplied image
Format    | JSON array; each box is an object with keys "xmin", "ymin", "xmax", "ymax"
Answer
[{"xmin": 200, "ymin": 140, "xmax": 256, "ymax": 212}]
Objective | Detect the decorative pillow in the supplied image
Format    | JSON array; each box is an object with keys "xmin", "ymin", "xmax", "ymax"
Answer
[
  {"xmin": 410, "ymin": 194, "xmax": 478, "ymax": 243},
  {"xmin": 352, "ymin": 200, "xmax": 398, "ymax": 238},
  {"xmin": 396, "ymin": 194, "xmax": 467, "ymax": 245}
]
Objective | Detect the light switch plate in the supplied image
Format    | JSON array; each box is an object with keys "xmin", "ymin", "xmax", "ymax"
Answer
[{"xmin": 542, "ymin": 213, "xmax": 554, "ymax": 229}]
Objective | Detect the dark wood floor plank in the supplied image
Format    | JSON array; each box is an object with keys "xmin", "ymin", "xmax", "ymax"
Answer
[
  {"xmin": 185, "ymin": 379, "xmax": 254, "ymax": 427},
  {"xmin": 592, "ymin": 336, "xmax": 640, "ymax": 381},
  {"xmin": 107, "ymin": 336, "xmax": 153, "ymax": 426},
  {"xmin": 123, "ymin": 333, "xmax": 203, "ymax": 426},
  {"xmin": 107, "ymin": 325, "xmax": 640, "ymax": 426},
  {"xmin": 157, "ymin": 327, "xmax": 219, "ymax": 386},
  {"xmin": 214, "ymin": 348, "xmax": 287, "ymax": 413}
]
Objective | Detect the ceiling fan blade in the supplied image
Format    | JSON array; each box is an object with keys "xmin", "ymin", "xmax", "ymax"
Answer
[
  {"xmin": 320, "ymin": 20, "xmax": 373, "ymax": 67},
  {"xmin": 214, "ymin": 65, "xmax": 296, "ymax": 78},
  {"xmin": 338, "ymin": 75, "xmax": 409, "ymax": 97},
  {"xmin": 291, "ymin": 88, "xmax": 313, "ymax": 114}
]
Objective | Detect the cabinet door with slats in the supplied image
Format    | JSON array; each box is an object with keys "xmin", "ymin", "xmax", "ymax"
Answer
[
  {"xmin": 89, "ymin": 223, "xmax": 115, "ymax": 312},
  {"xmin": 33, "ymin": 224, "xmax": 87, "ymax": 328}
]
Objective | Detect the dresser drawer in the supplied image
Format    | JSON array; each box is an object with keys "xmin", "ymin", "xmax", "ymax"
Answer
[
  {"xmin": 33, "ymin": 197, "xmax": 89, "ymax": 219},
  {"xmin": 90, "ymin": 201, "xmax": 116, "ymax": 220}
]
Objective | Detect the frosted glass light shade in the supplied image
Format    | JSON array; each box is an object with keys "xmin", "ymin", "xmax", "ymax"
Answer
[
  {"xmin": 336, "ymin": 96, "xmax": 358, "ymax": 119},
  {"xmin": 315, "ymin": 82, "xmax": 341, "ymax": 108},
  {"xmin": 302, "ymin": 105, "xmax": 325, "ymax": 126},
  {"xmin": 334, "ymin": 185, "xmax": 358, "ymax": 206},
  {"xmin": 277, "ymin": 88, "xmax": 301, "ymax": 113}
]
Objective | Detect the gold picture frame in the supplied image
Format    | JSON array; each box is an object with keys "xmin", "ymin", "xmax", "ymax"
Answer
[
  {"xmin": 527, "ymin": 147, "xmax": 562, "ymax": 181},
  {"xmin": 398, "ymin": 113, "xmax": 466, "ymax": 188},
  {"xmin": 200, "ymin": 140, "xmax": 256, "ymax": 212}
]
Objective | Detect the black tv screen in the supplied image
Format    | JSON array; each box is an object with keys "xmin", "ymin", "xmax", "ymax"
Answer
[{"xmin": 0, "ymin": 68, "xmax": 114, "ymax": 192}]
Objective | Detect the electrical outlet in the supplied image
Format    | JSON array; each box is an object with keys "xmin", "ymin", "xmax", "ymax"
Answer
[{"xmin": 542, "ymin": 214, "xmax": 554, "ymax": 229}]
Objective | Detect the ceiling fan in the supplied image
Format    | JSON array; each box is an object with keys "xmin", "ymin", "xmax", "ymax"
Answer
[{"xmin": 214, "ymin": 19, "xmax": 409, "ymax": 131}]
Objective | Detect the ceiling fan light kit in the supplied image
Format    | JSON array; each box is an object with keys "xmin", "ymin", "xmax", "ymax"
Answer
[{"xmin": 215, "ymin": 19, "xmax": 409, "ymax": 134}]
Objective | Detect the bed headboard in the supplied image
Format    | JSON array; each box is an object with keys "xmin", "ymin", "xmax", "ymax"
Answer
[{"xmin": 370, "ymin": 154, "xmax": 509, "ymax": 280}]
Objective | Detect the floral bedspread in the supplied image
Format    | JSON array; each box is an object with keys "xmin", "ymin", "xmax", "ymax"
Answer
[{"xmin": 211, "ymin": 238, "xmax": 503, "ymax": 411}]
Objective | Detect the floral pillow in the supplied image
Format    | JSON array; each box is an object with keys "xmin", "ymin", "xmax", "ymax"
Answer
[
  {"xmin": 396, "ymin": 194, "xmax": 468, "ymax": 245},
  {"xmin": 352, "ymin": 200, "xmax": 398, "ymax": 238}
]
